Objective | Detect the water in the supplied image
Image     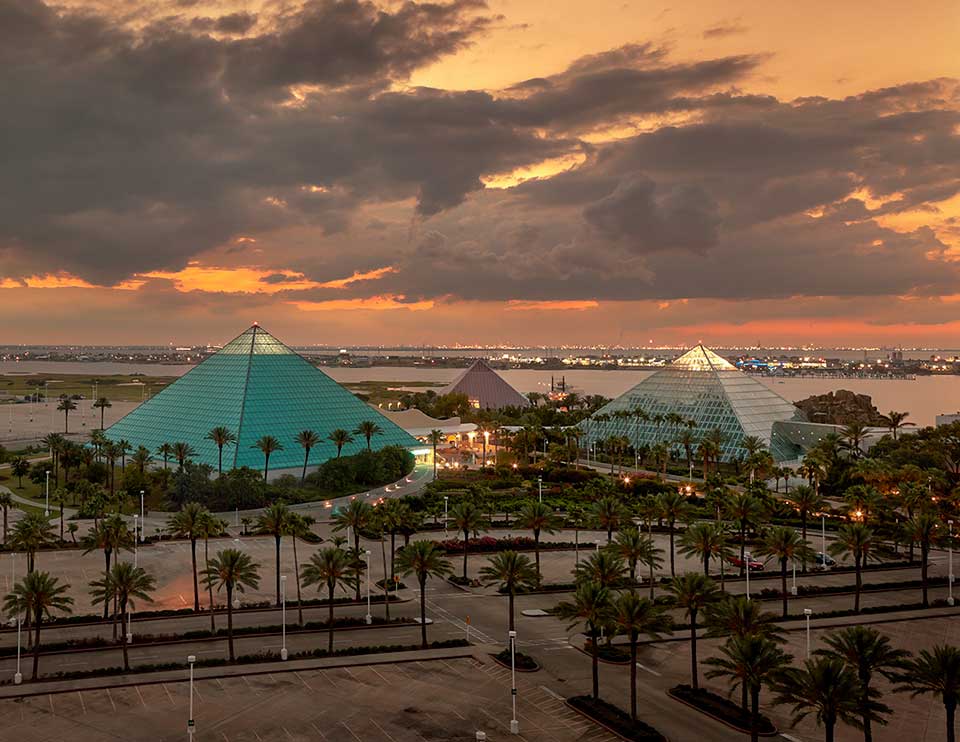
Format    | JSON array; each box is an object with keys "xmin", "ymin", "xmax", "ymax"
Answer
[{"xmin": 1, "ymin": 362, "xmax": 954, "ymax": 428}]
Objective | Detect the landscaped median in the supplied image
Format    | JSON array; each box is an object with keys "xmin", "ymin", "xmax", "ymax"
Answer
[
  {"xmin": 0, "ymin": 639, "xmax": 472, "ymax": 685},
  {"xmin": 566, "ymin": 695, "xmax": 668, "ymax": 741},
  {"xmin": 668, "ymin": 684, "xmax": 777, "ymax": 737}
]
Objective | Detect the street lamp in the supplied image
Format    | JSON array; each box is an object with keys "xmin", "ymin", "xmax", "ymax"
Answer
[
  {"xmin": 791, "ymin": 556, "xmax": 797, "ymax": 595},
  {"xmin": 537, "ymin": 476, "xmax": 543, "ymax": 503},
  {"xmin": 804, "ymin": 608, "xmax": 813, "ymax": 658},
  {"xmin": 44, "ymin": 470, "xmax": 50, "ymax": 516},
  {"xmin": 133, "ymin": 514, "xmax": 139, "ymax": 568},
  {"xmin": 365, "ymin": 550, "xmax": 372, "ymax": 624},
  {"xmin": 483, "ymin": 430, "xmax": 489, "ymax": 466},
  {"xmin": 444, "ymin": 496, "xmax": 449, "ymax": 533},
  {"xmin": 139, "ymin": 490, "xmax": 144, "ymax": 542},
  {"xmin": 187, "ymin": 654, "xmax": 197, "ymax": 739},
  {"xmin": 821, "ymin": 514, "xmax": 828, "ymax": 570},
  {"xmin": 280, "ymin": 575, "xmax": 288, "ymax": 660},
  {"xmin": 509, "ymin": 630, "xmax": 519, "ymax": 734},
  {"xmin": 949, "ymin": 521, "xmax": 955, "ymax": 606},
  {"xmin": 14, "ymin": 614, "xmax": 22, "ymax": 685},
  {"xmin": 745, "ymin": 551, "xmax": 752, "ymax": 599}
]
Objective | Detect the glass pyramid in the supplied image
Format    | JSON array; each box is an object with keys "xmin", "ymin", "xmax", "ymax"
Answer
[
  {"xmin": 584, "ymin": 345, "xmax": 806, "ymax": 463},
  {"xmin": 105, "ymin": 325, "xmax": 419, "ymax": 471}
]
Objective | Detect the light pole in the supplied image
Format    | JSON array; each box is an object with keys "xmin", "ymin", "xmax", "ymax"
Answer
[
  {"xmin": 44, "ymin": 470, "xmax": 50, "ymax": 515},
  {"xmin": 280, "ymin": 575, "xmax": 288, "ymax": 660},
  {"xmin": 821, "ymin": 514, "xmax": 828, "ymax": 569},
  {"xmin": 139, "ymin": 490, "xmax": 144, "ymax": 542},
  {"xmin": 509, "ymin": 630, "xmax": 519, "ymax": 734},
  {"xmin": 745, "ymin": 551, "xmax": 751, "ymax": 599},
  {"xmin": 483, "ymin": 430, "xmax": 489, "ymax": 466},
  {"xmin": 14, "ymin": 614, "xmax": 22, "ymax": 685},
  {"xmin": 444, "ymin": 496, "xmax": 449, "ymax": 533},
  {"xmin": 365, "ymin": 550, "xmax": 372, "ymax": 624},
  {"xmin": 791, "ymin": 556, "xmax": 797, "ymax": 595},
  {"xmin": 187, "ymin": 654, "xmax": 196, "ymax": 739},
  {"xmin": 804, "ymin": 608, "xmax": 813, "ymax": 658},
  {"xmin": 949, "ymin": 521, "xmax": 955, "ymax": 606},
  {"xmin": 133, "ymin": 515, "xmax": 139, "ymax": 568},
  {"xmin": 538, "ymin": 476, "xmax": 543, "ymax": 503}
]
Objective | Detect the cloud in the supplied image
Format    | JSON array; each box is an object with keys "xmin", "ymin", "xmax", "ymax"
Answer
[{"xmin": 703, "ymin": 23, "xmax": 748, "ymax": 39}]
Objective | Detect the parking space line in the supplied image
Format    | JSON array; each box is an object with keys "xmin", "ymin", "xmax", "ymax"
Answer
[
  {"xmin": 77, "ymin": 691, "xmax": 86, "ymax": 715},
  {"xmin": 371, "ymin": 719, "xmax": 399, "ymax": 741},
  {"xmin": 105, "ymin": 688, "xmax": 117, "ymax": 712},
  {"xmin": 340, "ymin": 721, "xmax": 363, "ymax": 741}
]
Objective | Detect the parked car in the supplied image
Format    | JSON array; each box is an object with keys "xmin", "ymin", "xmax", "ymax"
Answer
[
  {"xmin": 814, "ymin": 552, "xmax": 836, "ymax": 569},
  {"xmin": 728, "ymin": 555, "xmax": 765, "ymax": 571}
]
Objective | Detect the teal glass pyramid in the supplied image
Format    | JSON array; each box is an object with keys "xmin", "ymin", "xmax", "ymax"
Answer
[
  {"xmin": 584, "ymin": 345, "xmax": 806, "ymax": 463},
  {"xmin": 105, "ymin": 325, "xmax": 419, "ymax": 471}
]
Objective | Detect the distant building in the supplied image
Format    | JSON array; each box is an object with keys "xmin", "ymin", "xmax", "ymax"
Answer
[
  {"xmin": 936, "ymin": 413, "xmax": 960, "ymax": 427},
  {"xmin": 583, "ymin": 345, "xmax": 815, "ymax": 463},
  {"xmin": 440, "ymin": 359, "xmax": 530, "ymax": 411},
  {"xmin": 376, "ymin": 408, "xmax": 476, "ymax": 440},
  {"xmin": 105, "ymin": 324, "xmax": 419, "ymax": 477}
]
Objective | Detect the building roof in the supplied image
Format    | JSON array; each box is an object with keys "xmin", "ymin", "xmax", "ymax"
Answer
[
  {"xmin": 105, "ymin": 324, "xmax": 418, "ymax": 470},
  {"xmin": 376, "ymin": 408, "xmax": 477, "ymax": 438},
  {"xmin": 440, "ymin": 359, "xmax": 530, "ymax": 410},
  {"xmin": 585, "ymin": 344, "xmax": 806, "ymax": 462}
]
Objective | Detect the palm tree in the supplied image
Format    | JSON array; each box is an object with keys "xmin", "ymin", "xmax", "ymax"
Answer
[
  {"xmin": 828, "ymin": 523, "xmax": 878, "ymax": 613},
  {"xmin": 668, "ymin": 573, "xmax": 719, "ymax": 689},
  {"xmin": 880, "ymin": 410, "xmax": 913, "ymax": 440},
  {"xmin": 590, "ymin": 494, "xmax": 627, "ymax": 544},
  {"xmin": 101, "ymin": 562, "xmax": 156, "ymax": 671},
  {"xmin": 168, "ymin": 502, "xmax": 209, "ymax": 611},
  {"xmin": 256, "ymin": 501, "xmax": 291, "ymax": 607},
  {"xmin": 480, "ymin": 551, "xmax": 538, "ymax": 632},
  {"xmin": 172, "ymin": 441, "xmax": 196, "ymax": 470},
  {"xmin": 156, "ymin": 442, "xmax": 174, "ymax": 470},
  {"xmin": 204, "ymin": 549, "xmax": 260, "ymax": 662},
  {"xmin": 196, "ymin": 511, "xmax": 224, "ymax": 631},
  {"xmin": 905, "ymin": 512, "xmax": 940, "ymax": 607},
  {"xmin": 554, "ymin": 583, "xmax": 613, "ymax": 700},
  {"xmin": 0, "ymin": 492, "xmax": 12, "ymax": 544},
  {"xmin": 658, "ymin": 490, "xmax": 690, "ymax": 576},
  {"xmin": 378, "ymin": 498, "xmax": 410, "ymax": 585},
  {"xmin": 4, "ymin": 571, "xmax": 74, "ymax": 680},
  {"xmin": 726, "ymin": 492, "xmax": 766, "ymax": 576},
  {"xmin": 93, "ymin": 396, "xmax": 112, "ymax": 429},
  {"xmin": 10, "ymin": 511, "xmax": 56, "ymax": 573},
  {"xmin": 839, "ymin": 422, "xmax": 869, "ymax": 458},
  {"xmin": 515, "ymin": 501, "xmax": 560, "ymax": 586},
  {"xmin": 678, "ymin": 522, "xmax": 727, "ymax": 577},
  {"xmin": 396, "ymin": 540, "xmax": 453, "ymax": 648},
  {"xmin": 285, "ymin": 512, "xmax": 314, "ymax": 626},
  {"xmin": 894, "ymin": 644, "xmax": 960, "ymax": 742},
  {"xmin": 354, "ymin": 421, "xmax": 383, "ymax": 450},
  {"xmin": 302, "ymin": 547, "xmax": 354, "ymax": 653},
  {"xmin": 332, "ymin": 500, "xmax": 373, "ymax": 601},
  {"xmin": 705, "ymin": 635, "xmax": 792, "ymax": 742},
  {"xmin": 705, "ymin": 595, "xmax": 786, "ymax": 644},
  {"xmin": 52, "ymin": 488, "xmax": 67, "ymax": 542},
  {"xmin": 56, "ymin": 397, "xmax": 77, "ymax": 433},
  {"xmin": 773, "ymin": 657, "xmax": 868, "ymax": 742},
  {"xmin": 427, "ymin": 429, "xmax": 443, "ymax": 477},
  {"xmin": 252, "ymin": 435, "xmax": 283, "ymax": 480},
  {"xmin": 449, "ymin": 501, "xmax": 488, "ymax": 581},
  {"xmin": 789, "ymin": 485, "xmax": 825, "ymax": 572},
  {"xmin": 574, "ymin": 549, "xmax": 627, "ymax": 590},
  {"xmin": 294, "ymin": 430, "xmax": 320, "ymax": 484},
  {"xmin": 614, "ymin": 591, "xmax": 672, "ymax": 720},
  {"xmin": 328, "ymin": 428, "xmax": 354, "ymax": 457},
  {"xmin": 131, "ymin": 445, "xmax": 153, "ymax": 475},
  {"xmin": 612, "ymin": 527, "xmax": 653, "ymax": 584},
  {"xmin": 819, "ymin": 626, "xmax": 908, "ymax": 742},
  {"xmin": 755, "ymin": 526, "xmax": 813, "ymax": 617},
  {"xmin": 10, "ymin": 456, "xmax": 29, "ymax": 489},
  {"xmin": 205, "ymin": 426, "xmax": 237, "ymax": 476},
  {"xmin": 81, "ymin": 515, "xmax": 132, "ymax": 617}
]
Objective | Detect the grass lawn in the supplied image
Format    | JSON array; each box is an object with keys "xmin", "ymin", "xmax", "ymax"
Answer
[{"xmin": 0, "ymin": 373, "xmax": 176, "ymax": 403}]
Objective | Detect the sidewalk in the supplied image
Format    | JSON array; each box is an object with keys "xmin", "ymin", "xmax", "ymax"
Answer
[{"xmin": 0, "ymin": 641, "xmax": 492, "ymax": 699}]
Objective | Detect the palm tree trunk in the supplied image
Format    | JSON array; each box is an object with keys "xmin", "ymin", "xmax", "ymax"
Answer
[
  {"xmin": 328, "ymin": 584, "xmax": 335, "ymax": 653},
  {"xmin": 381, "ymin": 536, "xmax": 390, "ymax": 620},
  {"xmin": 854, "ymin": 555, "xmax": 862, "ymax": 614},
  {"xmin": 669, "ymin": 522, "xmax": 675, "ymax": 576},
  {"xmin": 508, "ymin": 589, "xmax": 515, "ymax": 632},
  {"xmin": 32, "ymin": 610, "xmax": 41, "ymax": 681},
  {"xmin": 274, "ymin": 534, "xmax": 281, "ymax": 607},
  {"xmin": 649, "ymin": 560, "xmax": 655, "ymax": 600},
  {"xmin": 419, "ymin": 576, "xmax": 428, "ymax": 648},
  {"xmin": 462, "ymin": 529, "xmax": 469, "ymax": 580},
  {"xmin": 390, "ymin": 532, "xmax": 397, "ymax": 585},
  {"xmin": 750, "ymin": 684, "xmax": 760, "ymax": 742},
  {"xmin": 353, "ymin": 531, "xmax": 361, "ymax": 602},
  {"xmin": 739, "ymin": 526, "xmax": 746, "ymax": 576},
  {"xmin": 205, "ymin": 537, "xmax": 215, "ymax": 632},
  {"xmin": 781, "ymin": 559, "xmax": 788, "ymax": 618},
  {"xmin": 301, "ymin": 450, "xmax": 309, "ymax": 485},
  {"xmin": 121, "ymin": 597, "xmax": 129, "ymax": 671},
  {"xmin": 690, "ymin": 611, "xmax": 699, "ymax": 689},
  {"xmin": 103, "ymin": 549, "xmax": 111, "ymax": 619},
  {"xmin": 534, "ymin": 531, "xmax": 541, "ymax": 587},
  {"xmin": 703, "ymin": 553, "xmax": 709, "ymax": 576},
  {"xmin": 590, "ymin": 625, "xmax": 599, "ymax": 699},
  {"xmin": 293, "ymin": 536, "xmax": 303, "ymax": 626},
  {"xmin": 226, "ymin": 584, "xmax": 235, "ymax": 661},
  {"xmin": 59, "ymin": 503, "xmax": 64, "ymax": 542},
  {"xmin": 191, "ymin": 537, "xmax": 200, "ymax": 611},
  {"xmin": 921, "ymin": 540, "xmax": 929, "ymax": 607},
  {"xmin": 826, "ymin": 718, "xmax": 835, "ymax": 742},
  {"xmin": 629, "ymin": 634, "xmax": 638, "ymax": 720},
  {"xmin": 801, "ymin": 515, "xmax": 808, "ymax": 573},
  {"xmin": 945, "ymin": 698, "xmax": 956, "ymax": 742}
]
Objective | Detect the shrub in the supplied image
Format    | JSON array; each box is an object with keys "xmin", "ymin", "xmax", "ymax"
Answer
[
  {"xmin": 669, "ymin": 684, "xmax": 776, "ymax": 735},
  {"xmin": 568, "ymin": 696, "xmax": 666, "ymax": 741}
]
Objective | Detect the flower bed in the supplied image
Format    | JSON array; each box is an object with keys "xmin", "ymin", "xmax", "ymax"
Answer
[
  {"xmin": 492, "ymin": 648, "xmax": 540, "ymax": 672},
  {"xmin": 567, "ymin": 696, "xmax": 667, "ymax": 741},
  {"xmin": 668, "ymin": 684, "xmax": 777, "ymax": 735}
]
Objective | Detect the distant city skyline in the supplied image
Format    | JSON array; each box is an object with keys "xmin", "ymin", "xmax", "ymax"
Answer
[{"xmin": 2, "ymin": 0, "xmax": 959, "ymax": 346}]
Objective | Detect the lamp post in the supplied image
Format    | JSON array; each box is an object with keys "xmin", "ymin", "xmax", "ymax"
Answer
[
  {"xmin": 444, "ymin": 496, "xmax": 449, "ymax": 533},
  {"xmin": 280, "ymin": 575, "xmax": 288, "ymax": 660},
  {"xmin": 537, "ymin": 476, "xmax": 543, "ymax": 503},
  {"xmin": 791, "ymin": 557, "xmax": 797, "ymax": 595},
  {"xmin": 133, "ymin": 515, "xmax": 139, "ymax": 568},
  {"xmin": 44, "ymin": 470, "xmax": 50, "ymax": 516},
  {"xmin": 187, "ymin": 654, "xmax": 196, "ymax": 739},
  {"xmin": 509, "ymin": 630, "xmax": 519, "ymax": 734},
  {"xmin": 745, "ymin": 551, "xmax": 751, "ymax": 599},
  {"xmin": 804, "ymin": 608, "xmax": 813, "ymax": 658},
  {"xmin": 949, "ymin": 521, "xmax": 955, "ymax": 607},
  {"xmin": 483, "ymin": 430, "xmax": 489, "ymax": 466},
  {"xmin": 14, "ymin": 614, "xmax": 22, "ymax": 685},
  {"xmin": 821, "ymin": 514, "xmax": 828, "ymax": 569},
  {"xmin": 364, "ymin": 550, "xmax": 372, "ymax": 625},
  {"xmin": 139, "ymin": 490, "xmax": 144, "ymax": 542}
]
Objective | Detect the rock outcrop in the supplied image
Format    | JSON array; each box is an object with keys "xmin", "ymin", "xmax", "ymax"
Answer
[{"xmin": 793, "ymin": 390, "xmax": 886, "ymax": 426}]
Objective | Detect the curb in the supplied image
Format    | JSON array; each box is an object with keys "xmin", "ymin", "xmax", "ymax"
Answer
[
  {"xmin": 564, "ymin": 698, "xmax": 670, "ymax": 742},
  {"xmin": 666, "ymin": 689, "xmax": 778, "ymax": 737}
]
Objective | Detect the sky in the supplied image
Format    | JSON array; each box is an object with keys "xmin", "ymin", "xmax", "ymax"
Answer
[{"xmin": 2, "ymin": 0, "xmax": 960, "ymax": 348}]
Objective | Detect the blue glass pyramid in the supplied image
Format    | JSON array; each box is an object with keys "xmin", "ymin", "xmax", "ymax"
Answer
[{"xmin": 105, "ymin": 324, "xmax": 418, "ymax": 471}]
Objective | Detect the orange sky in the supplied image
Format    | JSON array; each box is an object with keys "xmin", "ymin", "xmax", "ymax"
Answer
[{"xmin": 2, "ymin": 0, "xmax": 959, "ymax": 347}]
